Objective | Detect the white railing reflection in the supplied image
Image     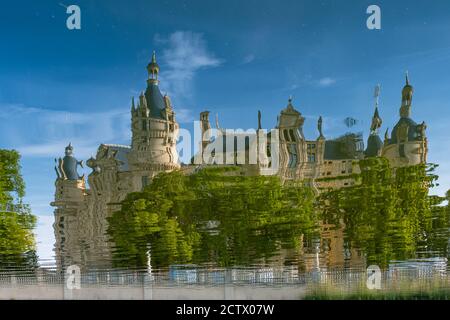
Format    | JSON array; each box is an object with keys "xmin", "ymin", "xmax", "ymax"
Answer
[{"xmin": 0, "ymin": 265, "xmax": 448, "ymax": 288}]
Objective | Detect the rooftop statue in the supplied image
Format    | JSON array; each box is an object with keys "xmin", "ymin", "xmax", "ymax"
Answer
[{"xmin": 55, "ymin": 143, "xmax": 84, "ymax": 180}]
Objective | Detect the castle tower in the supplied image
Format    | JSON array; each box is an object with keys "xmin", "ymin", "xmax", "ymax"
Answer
[
  {"xmin": 128, "ymin": 52, "xmax": 180, "ymax": 188},
  {"xmin": 51, "ymin": 143, "xmax": 86, "ymax": 269},
  {"xmin": 382, "ymin": 73, "xmax": 428, "ymax": 166}
]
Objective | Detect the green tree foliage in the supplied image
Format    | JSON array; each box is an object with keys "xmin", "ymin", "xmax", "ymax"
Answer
[
  {"xmin": 0, "ymin": 149, "xmax": 26, "ymax": 202},
  {"xmin": 0, "ymin": 149, "xmax": 37, "ymax": 269},
  {"xmin": 318, "ymin": 157, "xmax": 447, "ymax": 267},
  {"xmin": 108, "ymin": 167, "xmax": 318, "ymax": 269}
]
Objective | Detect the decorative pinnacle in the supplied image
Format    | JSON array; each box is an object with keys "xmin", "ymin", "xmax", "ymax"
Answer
[{"xmin": 406, "ymin": 71, "xmax": 409, "ymax": 86}]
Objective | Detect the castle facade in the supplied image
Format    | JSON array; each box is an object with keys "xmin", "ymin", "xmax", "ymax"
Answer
[{"xmin": 51, "ymin": 54, "xmax": 428, "ymax": 269}]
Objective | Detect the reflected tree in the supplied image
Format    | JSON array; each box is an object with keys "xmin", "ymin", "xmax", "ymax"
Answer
[
  {"xmin": 0, "ymin": 149, "xmax": 37, "ymax": 270},
  {"xmin": 318, "ymin": 157, "xmax": 447, "ymax": 267},
  {"xmin": 108, "ymin": 167, "xmax": 318, "ymax": 269}
]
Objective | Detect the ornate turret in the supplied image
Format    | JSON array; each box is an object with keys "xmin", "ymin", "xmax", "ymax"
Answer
[
  {"xmin": 55, "ymin": 143, "xmax": 84, "ymax": 181},
  {"xmin": 389, "ymin": 74, "xmax": 420, "ymax": 145},
  {"xmin": 129, "ymin": 51, "xmax": 179, "ymax": 173},
  {"xmin": 382, "ymin": 73, "xmax": 428, "ymax": 166}
]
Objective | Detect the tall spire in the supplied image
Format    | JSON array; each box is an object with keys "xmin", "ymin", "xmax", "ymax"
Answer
[
  {"xmin": 370, "ymin": 107, "xmax": 382, "ymax": 134},
  {"xmin": 370, "ymin": 85, "xmax": 382, "ymax": 135}
]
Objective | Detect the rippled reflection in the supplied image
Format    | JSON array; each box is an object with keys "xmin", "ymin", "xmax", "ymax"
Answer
[
  {"xmin": 1, "ymin": 161, "xmax": 449, "ymax": 278},
  {"xmin": 108, "ymin": 168, "xmax": 319, "ymax": 270},
  {"xmin": 104, "ymin": 162, "xmax": 449, "ymax": 273}
]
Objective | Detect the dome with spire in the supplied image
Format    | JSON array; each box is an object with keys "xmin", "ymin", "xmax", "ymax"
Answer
[
  {"xmin": 387, "ymin": 72, "xmax": 421, "ymax": 145},
  {"xmin": 144, "ymin": 51, "xmax": 169, "ymax": 120}
]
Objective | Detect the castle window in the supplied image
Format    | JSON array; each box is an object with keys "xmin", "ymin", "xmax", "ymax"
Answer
[
  {"xmin": 142, "ymin": 120, "xmax": 147, "ymax": 131},
  {"xmin": 283, "ymin": 130, "xmax": 290, "ymax": 141},
  {"xmin": 307, "ymin": 144, "xmax": 316, "ymax": 163}
]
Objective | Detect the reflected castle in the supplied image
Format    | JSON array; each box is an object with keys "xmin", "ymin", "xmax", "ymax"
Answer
[{"xmin": 51, "ymin": 53, "xmax": 428, "ymax": 269}]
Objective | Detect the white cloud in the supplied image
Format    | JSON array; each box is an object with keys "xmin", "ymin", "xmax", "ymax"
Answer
[
  {"xmin": 175, "ymin": 108, "xmax": 195, "ymax": 123},
  {"xmin": 155, "ymin": 31, "xmax": 223, "ymax": 103},
  {"xmin": 18, "ymin": 141, "xmax": 99, "ymax": 159},
  {"xmin": 0, "ymin": 104, "xmax": 131, "ymax": 158},
  {"xmin": 317, "ymin": 77, "xmax": 336, "ymax": 87}
]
